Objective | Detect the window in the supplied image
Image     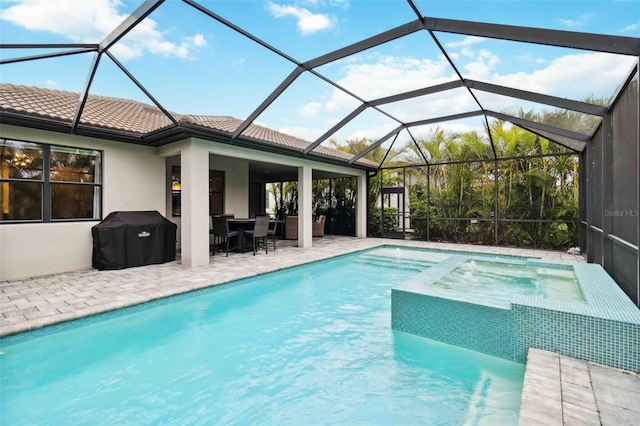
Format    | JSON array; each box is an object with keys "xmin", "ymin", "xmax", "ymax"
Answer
[
  {"xmin": 0, "ymin": 139, "xmax": 102, "ymax": 223},
  {"xmin": 209, "ymin": 170, "xmax": 224, "ymax": 215},
  {"xmin": 171, "ymin": 166, "xmax": 181, "ymax": 217},
  {"xmin": 170, "ymin": 167, "xmax": 224, "ymax": 216}
]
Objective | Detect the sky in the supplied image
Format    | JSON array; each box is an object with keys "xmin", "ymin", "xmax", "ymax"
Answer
[{"xmin": 1, "ymin": 0, "xmax": 639, "ymax": 153}]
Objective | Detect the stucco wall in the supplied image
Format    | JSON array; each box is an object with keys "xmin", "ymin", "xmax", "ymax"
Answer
[
  {"xmin": 0, "ymin": 124, "xmax": 166, "ymax": 281},
  {"xmin": 2, "ymin": 129, "xmax": 369, "ymax": 279},
  {"xmin": 213, "ymin": 155, "xmax": 249, "ymax": 218},
  {"xmin": 165, "ymin": 153, "xmax": 249, "ymax": 250}
]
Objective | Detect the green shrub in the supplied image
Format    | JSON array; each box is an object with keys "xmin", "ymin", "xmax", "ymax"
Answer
[{"xmin": 369, "ymin": 207, "xmax": 398, "ymax": 235}]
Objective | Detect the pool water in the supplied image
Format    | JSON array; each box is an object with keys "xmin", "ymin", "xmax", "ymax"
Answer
[
  {"xmin": 432, "ymin": 259, "xmax": 584, "ymax": 303},
  {"xmin": 1, "ymin": 247, "xmax": 525, "ymax": 425}
]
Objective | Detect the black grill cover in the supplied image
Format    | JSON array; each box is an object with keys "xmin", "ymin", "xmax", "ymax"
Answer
[{"xmin": 92, "ymin": 211, "xmax": 177, "ymax": 270}]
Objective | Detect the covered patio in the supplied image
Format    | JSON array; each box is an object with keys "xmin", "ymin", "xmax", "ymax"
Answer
[{"xmin": 156, "ymin": 137, "xmax": 369, "ymax": 267}]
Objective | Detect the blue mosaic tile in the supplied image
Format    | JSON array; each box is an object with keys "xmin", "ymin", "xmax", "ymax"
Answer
[
  {"xmin": 392, "ymin": 289, "xmax": 513, "ymax": 360},
  {"xmin": 526, "ymin": 259, "xmax": 574, "ymax": 270},
  {"xmin": 392, "ymin": 251, "xmax": 640, "ymax": 373}
]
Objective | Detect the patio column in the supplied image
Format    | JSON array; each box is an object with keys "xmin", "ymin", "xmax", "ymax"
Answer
[
  {"xmin": 356, "ymin": 173, "xmax": 367, "ymax": 238},
  {"xmin": 181, "ymin": 140, "xmax": 210, "ymax": 266},
  {"xmin": 298, "ymin": 165, "xmax": 313, "ymax": 248}
]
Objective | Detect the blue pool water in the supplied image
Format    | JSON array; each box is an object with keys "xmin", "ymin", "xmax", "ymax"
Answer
[{"xmin": 1, "ymin": 247, "xmax": 525, "ymax": 425}]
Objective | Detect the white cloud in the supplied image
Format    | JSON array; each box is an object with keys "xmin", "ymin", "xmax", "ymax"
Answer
[
  {"xmin": 300, "ymin": 101, "xmax": 323, "ymax": 117},
  {"xmin": 1, "ymin": 0, "xmax": 119, "ymax": 40},
  {"xmin": 487, "ymin": 52, "xmax": 634, "ymax": 99},
  {"xmin": 329, "ymin": 0, "xmax": 350, "ymax": 9},
  {"xmin": 412, "ymin": 121, "xmax": 479, "ymax": 138},
  {"xmin": 558, "ymin": 19, "xmax": 576, "ymax": 27},
  {"xmin": 267, "ymin": 2, "xmax": 336, "ymax": 35},
  {"xmin": 379, "ymin": 89, "xmax": 477, "ymax": 122},
  {"xmin": 0, "ymin": 0, "xmax": 206, "ymax": 60},
  {"xmin": 557, "ymin": 13, "xmax": 594, "ymax": 28},
  {"xmin": 310, "ymin": 56, "xmax": 462, "ymax": 141},
  {"xmin": 345, "ymin": 125, "xmax": 390, "ymax": 141},
  {"xmin": 461, "ymin": 47, "xmax": 475, "ymax": 58},
  {"xmin": 46, "ymin": 80, "xmax": 57, "ymax": 86},
  {"xmin": 333, "ymin": 56, "xmax": 454, "ymax": 101},
  {"xmin": 276, "ymin": 125, "xmax": 325, "ymax": 141},
  {"xmin": 463, "ymin": 49, "xmax": 500, "ymax": 79},
  {"xmin": 284, "ymin": 49, "xmax": 634, "ymax": 143},
  {"xmin": 621, "ymin": 22, "xmax": 640, "ymax": 32},
  {"xmin": 191, "ymin": 34, "xmax": 207, "ymax": 47},
  {"xmin": 445, "ymin": 36, "xmax": 484, "ymax": 49},
  {"xmin": 324, "ymin": 100, "xmax": 343, "ymax": 112}
]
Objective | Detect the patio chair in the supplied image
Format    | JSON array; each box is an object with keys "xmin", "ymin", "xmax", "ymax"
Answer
[
  {"xmin": 313, "ymin": 215, "xmax": 326, "ymax": 237},
  {"xmin": 285, "ymin": 216, "xmax": 298, "ymax": 239},
  {"xmin": 244, "ymin": 215, "xmax": 269, "ymax": 255},
  {"xmin": 211, "ymin": 215, "xmax": 239, "ymax": 257},
  {"xmin": 267, "ymin": 218, "xmax": 279, "ymax": 251},
  {"xmin": 256, "ymin": 214, "xmax": 278, "ymax": 251}
]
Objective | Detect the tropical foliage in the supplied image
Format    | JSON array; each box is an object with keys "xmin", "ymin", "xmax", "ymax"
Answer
[
  {"xmin": 268, "ymin": 105, "xmax": 594, "ymax": 248},
  {"xmin": 402, "ymin": 121, "xmax": 579, "ymax": 248}
]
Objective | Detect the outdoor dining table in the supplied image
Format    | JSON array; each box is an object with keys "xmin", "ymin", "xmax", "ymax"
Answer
[
  {"xmin": 226, "ymin": 218, "xmax": 253, "ymax": 253},
  {"xmin": 227, "ymin": 218, "xmax": 256, "ymax": 229}
]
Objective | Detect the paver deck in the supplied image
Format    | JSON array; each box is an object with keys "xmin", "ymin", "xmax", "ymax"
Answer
[
  {"xmin": 519, "ymin": 348, "xmax": 640, "ymax": 426},
  {"xmin": 3, "ymin": 236, "xmax": 635, "ymax": 425}
]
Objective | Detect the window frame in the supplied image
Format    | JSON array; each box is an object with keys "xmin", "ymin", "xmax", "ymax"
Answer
[
  {"xmin": 171, "ymin": 166, "xmax": 225, "ymax": 216},
  {"xmin": 209, "ymin": 169, "xmax": 224, "ymax": 216},
  {"xmin": 0, "ymin": 138, "xmax": 103, "ymax": 224}
]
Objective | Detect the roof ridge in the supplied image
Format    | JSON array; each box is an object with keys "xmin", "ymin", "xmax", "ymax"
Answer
[
  {"xmin": 186, "ymin": 114, "xmax": 237, "ymax": 121},
  {"xmin": 0, "ymin": 83, "xmax": 76, "ymax": 97},
  {"xmin": 0, "ymin": 83, "xmax": 163, "ymax": 109}
]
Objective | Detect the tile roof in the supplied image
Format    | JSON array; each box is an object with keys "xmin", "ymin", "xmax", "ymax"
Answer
[{"xmin": 0, "ymin": 84, "xmax": 378, "ymax": 168}]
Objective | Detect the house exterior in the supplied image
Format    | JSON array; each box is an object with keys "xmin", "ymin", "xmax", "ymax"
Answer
[{"xmin": 0, "ymin": 84, "xmax": 377, "ymax": 281}]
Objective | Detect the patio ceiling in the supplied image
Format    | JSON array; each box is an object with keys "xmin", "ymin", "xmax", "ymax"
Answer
[
  {"xmin": 249, "ymin": 160, "xmax": 356, "ymax": 183},
  {"xmin": 1, "ymin": 0, "xmax": 639, "ymax": 168}
]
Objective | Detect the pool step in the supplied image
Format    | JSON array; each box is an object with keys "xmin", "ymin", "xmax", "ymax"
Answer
[
  {"xmin": 360, "ymin": 253, "xmax": 438, "ymax": 269},
  {"xmin": 356, "ymin": 254, "xmax": 437, "ymax": 271},
  {"xmin": 352, "ymin": 258, "xmax": 425, "ymax": 273}
]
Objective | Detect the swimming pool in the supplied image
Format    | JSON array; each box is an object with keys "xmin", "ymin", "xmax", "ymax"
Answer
[{"xmin": 0, "ymin": 247, "xmax": 525, "ymax": 425}]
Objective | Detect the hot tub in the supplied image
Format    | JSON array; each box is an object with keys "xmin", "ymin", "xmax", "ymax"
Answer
[{"xmin": 391, "ymin": 249, "xmax": 640, "ymax": 373}]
